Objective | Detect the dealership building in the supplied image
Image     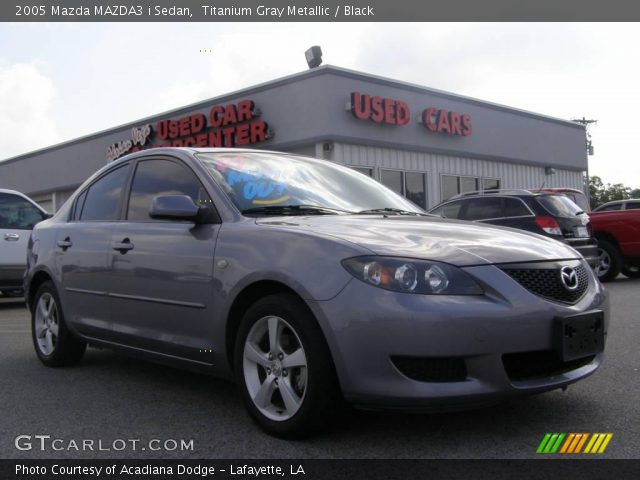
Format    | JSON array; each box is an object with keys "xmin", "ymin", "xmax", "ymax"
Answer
[{"xmin": 0, "ymin": 65, "xmax": 589, "ymax": 213}]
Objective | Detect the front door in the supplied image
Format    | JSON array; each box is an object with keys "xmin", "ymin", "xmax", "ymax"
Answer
[{"xmin": 107, "ymin": 158, "xmax": 219, "ymax": 363}]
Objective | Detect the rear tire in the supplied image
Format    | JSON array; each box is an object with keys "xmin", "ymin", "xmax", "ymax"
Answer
[
  {"xmin": 621, "ymin": 265, "xmax": 640, "ymax": 278},
  {"xmin": 31, "ymin": 281, "xmax": 86, "ymax": 367},
  {"xmin": 233, "ymin": 293, "xmax": 342, "ymax": 438},
  {"xmin": 595, "ymin": 239, "xmax": 622, "ymax": 282}
]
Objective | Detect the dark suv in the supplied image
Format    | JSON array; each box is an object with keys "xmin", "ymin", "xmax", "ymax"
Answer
[{"xmin": 429, "ymin": 190, "xmax": 599, "ymax": 268}]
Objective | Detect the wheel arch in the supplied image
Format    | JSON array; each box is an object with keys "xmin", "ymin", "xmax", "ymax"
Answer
[
  {"xmin": 224, "ymin": 280, "xmax": 322, "ymax": 371},
  {"xmin": 594, "ymin": 231, "xmax": 621, "ymax": 251},
  {"xmin": 27, "ymin": 269, "xmax": 55, "ymax": 312}
]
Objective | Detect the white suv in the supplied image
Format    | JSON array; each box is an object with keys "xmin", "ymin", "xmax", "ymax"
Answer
[{"xmin": 0, "ymin": 189, "xmax": 48, "ymax": 296}]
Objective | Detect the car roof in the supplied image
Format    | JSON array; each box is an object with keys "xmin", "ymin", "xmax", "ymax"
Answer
[
  {"xmin": 535, "ymin": 187, "xmax": 585, "ymax": 194},
  {"xmin": 106, "ymin": 147, "xmax": 311, "ymax": 169},
  {"xmin": 598, "ymin": 199, "xmax": 640, "ymax": 207}
]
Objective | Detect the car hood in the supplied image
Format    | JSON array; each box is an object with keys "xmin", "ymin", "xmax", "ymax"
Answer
[{"xmin": 256, "ymin": 215, "xmax": 580, "ymax": 266}]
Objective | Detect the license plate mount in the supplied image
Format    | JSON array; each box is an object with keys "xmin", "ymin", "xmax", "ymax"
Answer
[{"xmin": 553, "ymin": 311, "xmax": 605, "ymax": 362}]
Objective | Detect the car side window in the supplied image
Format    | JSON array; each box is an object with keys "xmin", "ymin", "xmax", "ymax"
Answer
[
  {"xmin": 70, "ymin": 190, "xmax": 88, "ymax": 221},
  {"xmin": 463, "ymin": 197, "xmax": 503, "ymax": 220},
  {"xmin": 433, "ymin": 201, "xmax": 464, "ymax": 219},
  {"xmin": 625, "ymin": 202, "xmax": 640, "ymax": 210},
  {"xmin": 503, "ymin": 198, "xmax": 531, "ymax": 217},
  {"xmin": 127, "ymin": 159, "xmax": 211, "ymax": 221},
  {"xmin": 79, "ymin": 164, "xmax": 130, "ymax": 221},
  {"xmin": 0, "ymin": 192, "xmax": 46, "ymax": 230},
  {"xmin": 599, "ymin": 204, "xmax": 622, "ymax": 211}
]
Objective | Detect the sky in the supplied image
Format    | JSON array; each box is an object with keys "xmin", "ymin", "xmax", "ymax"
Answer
[{"xmin": 0, "ymin": 22, "xmax": 639, "ymax": 187}]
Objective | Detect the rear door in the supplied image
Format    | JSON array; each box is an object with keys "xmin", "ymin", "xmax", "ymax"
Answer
[
  {"xmin": 56, "ymin": 163, "xmax": 131, "ymax": 337},
  {"xmin": 0, "ymin": 192, "xmax": 47, "ymax": 290},
  {"xmin": 108, "ymin": 157, "xmax": 219, "ymax": 362},
  {"xmin": 460, "ymin": 197, "xmax": 504, "ymax": 223}
]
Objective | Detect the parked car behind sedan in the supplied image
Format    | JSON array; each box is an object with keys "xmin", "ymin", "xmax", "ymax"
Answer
[
  {"xmin": 593, "ymin": 199, "xmax": 640, "ymax": 212},
  {"xmin": 429, "ymin": 190, "xmax": 599, "ymax": 268},
  {"xmin": 25, "ymin": 149, "xmax": 608, "ymax": 438},
  {"xmin": 589, "ymin": 208, "xmax": 640, "ymax": 281},
  {"xmin": 0, "ymin": 189, "xmax": 49, "ymax": 296}
]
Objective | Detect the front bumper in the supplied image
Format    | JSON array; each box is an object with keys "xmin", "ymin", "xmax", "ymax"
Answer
[{"xmin": 308, "ymin": 261, "xmax": 609, "ymax": 410}]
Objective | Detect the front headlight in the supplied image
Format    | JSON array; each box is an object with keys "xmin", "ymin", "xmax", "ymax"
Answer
[{"xmin": 342, "ymin": 256, "xmax": 483, "ymax": 295}]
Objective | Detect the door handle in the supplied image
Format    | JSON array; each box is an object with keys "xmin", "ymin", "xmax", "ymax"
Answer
[
  {"xmin": 4, "ymin": 233, "xmax": 19, "ymax": 241},
  {"xmin": 57, "ymin": 237, "xmax": 73, "ymax": 250},
  {"xmin": 113, "ymin": 238, "xmax": 134, "ymax": 254}
]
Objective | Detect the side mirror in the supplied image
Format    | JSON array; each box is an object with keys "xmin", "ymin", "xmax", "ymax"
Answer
[{"xmin": 149, "ymin": 195, "xmax": 200, "ymax": 222}]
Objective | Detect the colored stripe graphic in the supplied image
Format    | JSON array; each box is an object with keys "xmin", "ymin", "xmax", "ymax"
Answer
[
  {"xmin": 559, "ymin": 433, "xmax": 575, "ymax": 453},
  {"xmin": 574, "ymin": 433, "xmax": 589, "ymax": 453},
  {"xmin": 585, "ymin": 433, "xmax": 614, "ymax": 454},
  {"xmin": 537, "ymin": 433, "xmax": 565, "ymax": 453},
  {"xmin": 538, "ymin": 433, "xmax": 613, "ymax": 454},
  {"xmin": 537, "ymin": 433, "xmax": 552, "ymax": 453}
]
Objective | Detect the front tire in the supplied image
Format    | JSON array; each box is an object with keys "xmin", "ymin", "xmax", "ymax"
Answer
[
  {"xmin": 595, "ymin": 239, "xmax": 622, "ymax": 282},
  {"xmin": 31, "ymin": 281, "xmax": 86, "ymax": 366},
  {"xmin": 622, "ymin": 265, "xmax": 640, "ymax": 278},
  {"xmin": 233, "ymin": 294, "xmax": 341, "ymax": 438}
]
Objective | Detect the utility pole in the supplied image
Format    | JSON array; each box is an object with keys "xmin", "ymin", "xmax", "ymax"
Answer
[
  {"xmin": 572, "ymin": 117, "xmax": 598, "ymax": 206},
  {"xmin": 572, "ymin": 117, "xmax": 597, "ymax": 156}
]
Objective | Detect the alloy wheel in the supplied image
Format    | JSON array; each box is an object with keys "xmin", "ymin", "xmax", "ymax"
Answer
[
  {"xmin": 242, "ymin": 315, "xmax": 308, "ymax": 421},
  {"xmin": 34, "ymin": 292, "xmax": 59, "ymax": 356},
  {"xmin": 595, "ymin": 247, "xmax": 611, "ymax": 278}
]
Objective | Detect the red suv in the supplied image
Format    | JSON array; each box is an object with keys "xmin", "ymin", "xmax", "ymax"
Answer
[{"xmin": 589, "ymin": 208, "xmax": 640, "ymax": 281}]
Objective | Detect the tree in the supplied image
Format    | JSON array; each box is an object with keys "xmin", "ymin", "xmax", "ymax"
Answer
[{"xmin": 589, "ymin": 175, "xmax": 633, "ymax": 208}]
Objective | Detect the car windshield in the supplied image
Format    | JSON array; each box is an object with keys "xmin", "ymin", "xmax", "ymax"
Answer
[
  {"xmin": 537, "ymin": 194, "xmax": 584, "ymax": 217},
  {"xmin": 196, "ymin": 152, "xmax": 424, "ymax": 215}
]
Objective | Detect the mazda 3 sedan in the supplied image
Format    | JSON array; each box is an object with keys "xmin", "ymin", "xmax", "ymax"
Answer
[{"xmin": 25, "ymin": 148, "xmax": 608, "ymax": 438}]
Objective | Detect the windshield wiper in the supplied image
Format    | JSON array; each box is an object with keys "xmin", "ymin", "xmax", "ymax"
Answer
[
  {"xmin": 241, "ymin": 205, "xmax": 351, "ymax": 215},
  {"xmin": 357, "ymin": 208, "xmax": 430, "ymax": 216}
]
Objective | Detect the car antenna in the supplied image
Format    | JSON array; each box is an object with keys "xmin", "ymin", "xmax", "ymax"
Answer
[{"xmin": 539, "ymin": 178, "xmax": 546, "ymax": 190}]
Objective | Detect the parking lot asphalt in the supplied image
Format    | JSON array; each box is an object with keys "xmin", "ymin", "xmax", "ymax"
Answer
[{"xmin": 0, "ymin": 278, "xmax": 638, "ymax": 460}]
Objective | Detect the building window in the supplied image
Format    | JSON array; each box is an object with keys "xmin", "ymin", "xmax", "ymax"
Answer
[
  {"xmin": 483, "ymin": 178, "xmax": 501, "ymax": 191},
  {"xmin": 350, "ymin": 166, "xmax": 374, "ymax": 177},
  {"xmin": 441, "ymin": 175, "xmax": 501, "ymax": 201},
  {"xmin": 405, "ymin": 172, "xmax": 426, "ymax": 209},
  {"xmin": 380, "ymin": 169, "xmax": 427, "ymax": 209},
  {"xmin": 460, "ymin": 176, "xmax": 479, "ymax": 194},
  {"xmin": 442, "ymin": 175, "xmax": 459, "ymax": 201},
  {"xmin": 380, "ymin": 169, "xmax": 403, "ymax": 196}
]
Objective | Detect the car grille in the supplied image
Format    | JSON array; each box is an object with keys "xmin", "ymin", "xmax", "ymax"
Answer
[
  {"xmin": 391, "ymin": 356, "xmax": 467, "ymax": 382},
  {"xmin": 503, "ymin": 350, "xmax": 595, "ymax": 382},
  {"xmin": 501, "ymin": 264, "xmax": 589, "ymax": 304}
]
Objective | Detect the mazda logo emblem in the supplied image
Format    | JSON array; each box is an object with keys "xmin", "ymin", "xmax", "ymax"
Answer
[{"xmin": 560, "ymin": 266, "xmax": 579, "ymax": 291}]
